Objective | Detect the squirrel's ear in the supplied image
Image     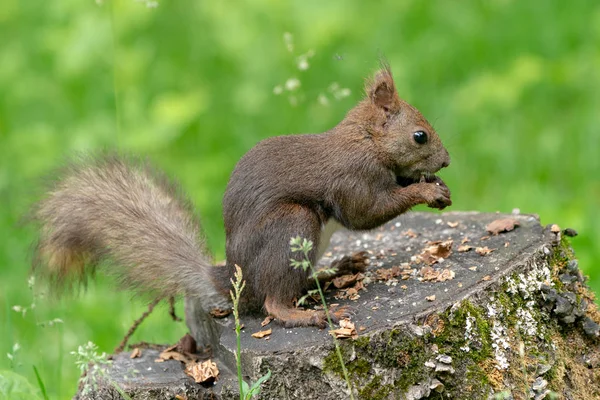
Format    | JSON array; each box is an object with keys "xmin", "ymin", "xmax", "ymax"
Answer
[{"xmin": 365, "ymin": 65, "xmax": 401, "ymax": 113}]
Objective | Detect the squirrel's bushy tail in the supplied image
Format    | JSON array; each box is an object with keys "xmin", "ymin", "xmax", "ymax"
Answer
[{"xmin": 31, "ymin": 153, "xmax": 230, "ymax": 310}]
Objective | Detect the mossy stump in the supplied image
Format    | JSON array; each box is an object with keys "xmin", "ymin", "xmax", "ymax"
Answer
[{"xmin": 77, "ymin": 212, "xmax": 600, "ymax": 400}]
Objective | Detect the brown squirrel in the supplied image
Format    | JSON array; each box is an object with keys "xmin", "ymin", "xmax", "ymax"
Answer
[{"xmin": 32, "ymin": 64, "xmax": 451, "ymax": 331}]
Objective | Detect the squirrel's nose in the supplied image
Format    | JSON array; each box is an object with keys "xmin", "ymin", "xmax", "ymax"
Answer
[{"xmin": 441, "ymin": 150, "xmax": 451, "ymax": 168}]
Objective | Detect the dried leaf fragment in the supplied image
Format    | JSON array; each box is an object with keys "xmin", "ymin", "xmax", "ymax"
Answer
[
  {"xmin": 251, "ymin": 328, "xmax": 272, "ymax": 339},
  {"xmin": 551, "ymin": 224, "xmax": 560, "ymax": 233},
  {"xmin": 447, "ymin": 221, "xmax": 459, "ymax": 228},
  {"xmin": 332, "ymin": 273, "xmax": 362, "ymax": 289},
  {"xmin": 402, "ymin": 229, "xmax": 418, "ymax": 238},
  {"xmin": 426, "ymin": 295, "xmax": 436, "ymax": 302},
  {"xmin": 486, "ymin": 218, "xmax": 520, "ymax": 235},
  {"xmin": 458, "ymin": 245, "xmax": 473, "ymax": 252},
  {"xmin": 158, "ymin": 351, "xmax": 192, "ymax": 363},
  {"xmin": 329, "ymin": 319, "xmax": 358, "ymax": 339},
  {"xmin": 210, "ymin": 308, "xmax": 232, "ymax": 318},
  {"xmin": 130, "ymin": 348, "xmax": 142, "ymax": 359},
  {"xmin": 475, "ymin": 246, "xmax": 494, "ymax": 256},
  {"xmin": 185, "ymin": 359, "xmax": 220, "ymax": 384},
  {"xmin": 417, "ymin": 240, "xmax": 453, "ymax": 265},
  {"xmin": 437, "ymin": 269, "xmax": 455, "ymax": 282}
]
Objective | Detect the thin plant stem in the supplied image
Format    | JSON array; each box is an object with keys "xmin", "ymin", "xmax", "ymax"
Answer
[{"xmin": 297, "ymin": 243, "xmax": 355, "ymax": 400}]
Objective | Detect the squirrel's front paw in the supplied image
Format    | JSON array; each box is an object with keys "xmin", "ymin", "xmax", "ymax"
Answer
[{"xmin": 421, "ymin": 181, "xmax": 452, "ymax": 210}]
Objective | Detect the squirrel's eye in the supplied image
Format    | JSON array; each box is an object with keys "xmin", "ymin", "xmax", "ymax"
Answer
[{"xmin": 413, "ymin": 131, "xmax": 428, "ymax": 145}]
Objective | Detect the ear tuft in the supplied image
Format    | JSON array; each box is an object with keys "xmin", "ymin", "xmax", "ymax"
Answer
[{"xmin": 365, "ymin": 64, "xmax": 400, "ymax": 112}]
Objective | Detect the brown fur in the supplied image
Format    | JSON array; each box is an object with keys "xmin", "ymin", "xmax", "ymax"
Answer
[{"xmin": 32, "ymin": 65, "xmax": 451, "ymax": 329}]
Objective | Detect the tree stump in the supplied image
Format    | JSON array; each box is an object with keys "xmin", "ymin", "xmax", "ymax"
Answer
[{"xmin": 77, "ymin": 212, "xmax": 600, "ymax": 400}]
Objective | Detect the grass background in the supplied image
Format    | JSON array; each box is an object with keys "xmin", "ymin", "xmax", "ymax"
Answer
[{"xmin": 1, "ymin": 0, "xmax": 598, "ymax": 398}]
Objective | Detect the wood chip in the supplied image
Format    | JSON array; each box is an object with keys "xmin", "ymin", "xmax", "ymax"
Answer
[
  {"xmin": 251, "ymin": 329, "xmax": 272, "ymax": 339},
  {"xmin": 261, "ymin": 316, "xmax": 274, "ymax": 327},
  {"xmin": 486, "ymin": 218, "xmax": 520, "ymax": 235},
  {"xmin": 551, "ymin": 224, "xmax": 560, "ymax": 233},
  {"xmin": 447, "ymin": 221, "xmax": 459, "ymax": 228},
  {"xmin": 458, "ymin": 245, "xmax": 473, "ymax": 252},
  {"xmin": 468, "ymin": 266, "xmax": 478, "ymax": 271},
  {"xmin": 481, "ymin": 275, "xmax": 491, "ymax": 282},
  {"xmin": 461, "ymin": 237, "xmax": 471, "ymax": 244},
  {"xmin": 426, "ymin": 295, "xmax": 436, "ymax": 302}
]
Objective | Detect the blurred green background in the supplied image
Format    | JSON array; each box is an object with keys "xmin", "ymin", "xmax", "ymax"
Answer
[{"xmin": 1, "ymin": 0, "xmax": 598, "ymax": 398}]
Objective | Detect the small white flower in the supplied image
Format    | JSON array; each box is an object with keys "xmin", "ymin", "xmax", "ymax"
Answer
[
  {"xmin": 285, "ymin": 78, "xmax": 301, "ymax": 91},
  {"xmin": 283, "ymin": 32, "xmax": 294, "ymax": 52},
  {"xmin": 273, "ymin": 85, "xmax": 284, "ymax": 95}
]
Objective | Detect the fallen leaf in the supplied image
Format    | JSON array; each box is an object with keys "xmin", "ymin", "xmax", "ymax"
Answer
[
  {"xmin": 332, "ymin": 273, "xmax": 361, "ymax": 289},
  {"xmin": 461, "ymin": 237, "xmax": 471, "ymax": 244},
  {"xmin": 458, "ymin": 245, "xmax": 473, "ymax": 252},
  {"xmin": 359, "ymin": 326, "xmax": 366, "ymax": 332},
  {"xmin": 486, "ymin": 218, "xmax": 520, "ymax": 235},
  {"xmin": 251, "ymin": 329, "xmax": 272, "ymax": 339},
  {"xmin": 481, "ymin": 275, "xmax": 491, "ymax": 282},
  {"xmin": 476, "ymin": 246, "xmax": 494, "ymax": 256},
  {"xmin": 417, "ymin": 240, "xmax": 453, "ymax": 265},
  {"xmin": 261, "ymin": 316, "xmax": 274, "ymax": 327},
  {"xmin": 426, "ymin": 295, "xmax": 436, "ymax": 302},
  {"xmin": 447, "ymin": 221, "xmax": 459, "ymax": 228},
  {"xmin": 400, "ymin": 285, "xmax": 408, "ymax": 290},
  {"xmin": 185, "ymin": 359, "xmax": 220, "ymax": 384},
  {"xmin": 130, "ymin": 348, "xmax": 142, "ymax": 359},
  {"xmin": 468, "ymin": 266, "xmax": 478, "ymax": 271},
  {"xmin": 551, "ymin": 224, "xmax": 560, "ymax": 233}
]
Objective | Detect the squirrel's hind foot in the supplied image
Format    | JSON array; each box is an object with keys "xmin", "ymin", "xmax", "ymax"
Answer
[{"xmin": 265, "ymin": 296, "xmax": 352, "ymax": 329}]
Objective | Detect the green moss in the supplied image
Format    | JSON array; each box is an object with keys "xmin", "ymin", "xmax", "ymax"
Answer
[
  {"xmin": 347, "ymin": 358, "xmax": 371, "ymax": 378},
  {"xmin": 357, "ymin": 375, "xmax": 392, "ymax": 400}
]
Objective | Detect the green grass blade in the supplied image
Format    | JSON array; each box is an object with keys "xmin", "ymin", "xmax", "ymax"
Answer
[{"xmin": 32, "ymin": 365, "xmax": 49, "ymax": 400}]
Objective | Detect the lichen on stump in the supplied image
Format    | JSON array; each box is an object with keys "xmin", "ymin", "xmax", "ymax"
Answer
[{"xmin": 76, "ymin": 212, "xmax": 600, "ymax": 400}]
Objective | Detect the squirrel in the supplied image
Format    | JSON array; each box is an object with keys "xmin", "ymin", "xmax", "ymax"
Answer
[{"xmin": 31, "ymin": 64, "xmax": 451, "ymax": 332}]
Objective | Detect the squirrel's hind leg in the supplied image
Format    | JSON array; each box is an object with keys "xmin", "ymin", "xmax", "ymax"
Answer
[{"xmin": 264, "ymin": 295, "xmax": 350, "ymax": 328}]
